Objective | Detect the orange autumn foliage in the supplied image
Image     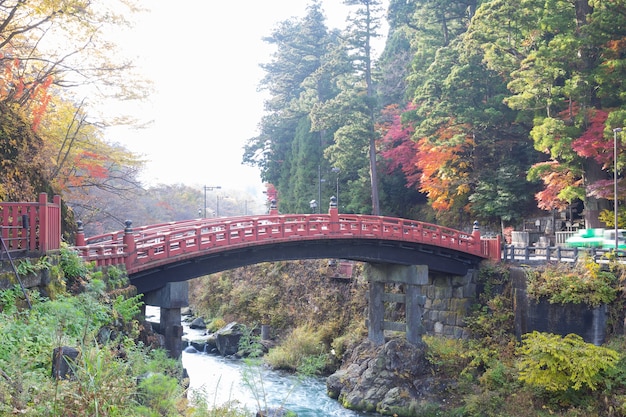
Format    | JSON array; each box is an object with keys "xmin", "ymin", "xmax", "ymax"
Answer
[
  {"xmin": 0, "ymin": 53, "xmax": 54, "ymax": 132},
  {"xmin": 531, "ymin": 161, "xmax": 581, "ymax": 211},
  {"xmin": 415, "ymin": 123, "xmax": 474, "ymax": 211}
]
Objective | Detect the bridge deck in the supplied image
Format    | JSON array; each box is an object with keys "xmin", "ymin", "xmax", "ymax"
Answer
[{"xmin": 74, "ymin": 208, "xmax": 500, "ymax": 281}]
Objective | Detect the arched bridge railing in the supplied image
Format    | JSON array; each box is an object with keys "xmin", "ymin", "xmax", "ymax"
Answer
[{"xmin": 73, "ymin": 202, "xmax": 501, "ymax": 274}]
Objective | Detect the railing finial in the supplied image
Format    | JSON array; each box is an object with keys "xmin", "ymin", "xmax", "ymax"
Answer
[
  {"xmin": 472, "ymin": 221, "xmax": 480, "ymax": 240},
  {"xmin": 124, "ymin": 220, "xmax": 133, "ymax": 233},
  {"xmin": 269, "ymin": 199, "xmax": 279, "ymax": 215},
  {"xmin": 330, "ymin": 196, "xmax": 337, "ymax": 209},
  {"xmin": 75, "ymin": 221, "xmax": 85, "ymax": 247}
]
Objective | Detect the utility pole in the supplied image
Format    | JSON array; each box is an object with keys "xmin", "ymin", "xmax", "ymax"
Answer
[{"xmin": 204, "ymin": 185, "xmax": 221, "ymax": 218}]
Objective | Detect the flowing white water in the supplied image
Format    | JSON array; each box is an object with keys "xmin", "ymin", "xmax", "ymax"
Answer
[
  {"xmin": 182, "ymin": 350, "xmax": 374, "ymax": 417},
  {"xmin": 145, "ymin": 306, "xmax": 373, "ymax": 416}
]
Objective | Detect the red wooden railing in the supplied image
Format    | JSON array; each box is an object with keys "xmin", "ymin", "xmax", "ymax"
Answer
[
  {"xmin": 74, "ymin": 203, "xmax": 501, "ymax": 274},
  {"xmin": 0, "ymin": 193, "xmax": 62, "ymax": 254}
]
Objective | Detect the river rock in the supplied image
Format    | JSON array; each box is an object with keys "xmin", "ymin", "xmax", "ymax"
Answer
[
  {"xmin": 326, "ymin": 338, "xmax": 450, "ymax": 416},
  {"xmin": 256, "ymin": 407, "xmax": 293, "ymax": 417},
  {"xmin": 215, "ymin": 321, "xmax": 244, "ymax": 356},
  {"xmin": 52, "ymin": 346, "xmax": 80, "ymax": 380},
  {"xmin": 183, "ymin": 344, "xmax": 198, "ymax": 354},
  {"xmin": 189, "ymin": 317, "xmax": 207, "ymax": 329},
  {"xmin": 183, "ymin": 333, "xmax": 218, "ymax": 353}
]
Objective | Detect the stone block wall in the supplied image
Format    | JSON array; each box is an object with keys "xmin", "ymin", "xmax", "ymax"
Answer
[
  {"xmin": 420, "ymin": 269, "xmax": 478, "ymax": 339},
  {"xmin": 0, "ymin": 258, "xmax": 51, "ymax": 290}
]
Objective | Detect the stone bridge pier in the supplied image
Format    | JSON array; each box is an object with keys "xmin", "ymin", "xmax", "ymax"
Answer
[
  {"xmin": 143, "ymin": 281, "xmax": 189, "ymax": 358},
  {"xmin": 366, "ymin": 264, "xmax": 479, "ymax": 345},
  {"xmin": 366, "ymin": 264, "xmax": 428, "ymax": 345}
]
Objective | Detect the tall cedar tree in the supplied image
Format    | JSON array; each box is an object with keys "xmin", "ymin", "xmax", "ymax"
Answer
[
  {"xmin": 344, "ymin": 0, "xmax": 384, "ymax": 215},
  {"xmin": 243, "ymin": 2, "xmax": 340, "ymax": 212}
]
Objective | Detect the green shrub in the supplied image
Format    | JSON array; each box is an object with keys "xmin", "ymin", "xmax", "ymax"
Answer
[
  {"xmin": 59, "ymin": 245, "xmax": 88, "ymax": 281},
  {"xmin": 58, "ymin": 344, "xmax": 137, "ymax": 417},
  {"xmin": 462, "ymin": 391, "xmax": 506, "ymax": 417},
  {"xmin": 526, "ymin": 260, "xmax": 617, "ymax": 306},
  {"xmin": 237, "ymin": 325, "xmax": 265, "ymax": 358},
  {"xmin": 465, "ymin": 294, "xmax": 515, "ymax": 344},
  {"xmin": 113, "ymin": 294, "xmax": 144, "ymax": 323},
  {"xmin": 423, "ymin": 335, "xmax": 470, "ymax": 375},
  {"xmin": 517, "ymin": 331, "xmax": 620, "ymax": 392},
  {"xmin": 265, "ymin": 325, "xmax": 329, "ymax": 375},
  {"xmin": 136, "ymin": 373, "xmax": 182, "ymax": 416},
  {"xmin": 87, "ymin": 277, "xmax": 107, "ymax": 294},
  {"xmin": 16, "ymin": 256, "xmax": 51, "ymax": 276},
  {"xmin": 207, "ymin": 317, "xmax": 227, "ymax": 333},
  {"xmin": 107, "ymin": 265, "xmax": 124, "ymax": 280},
  {"xmin": 477, "ymin": 261, "xmax": 510, "ymax": 298}
]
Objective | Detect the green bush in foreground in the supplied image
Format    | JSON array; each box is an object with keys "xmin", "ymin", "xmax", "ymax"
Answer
[
  {"xmin": 517, "ymin": 331, "xmax": 620, "ymax": 392},
  {"xmin": 0, "ymin": 280, "xmax": 196, "ymax": 416}
]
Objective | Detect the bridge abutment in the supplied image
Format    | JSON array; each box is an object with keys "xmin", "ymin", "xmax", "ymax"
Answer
[{"xmin": 143, "ymin": 282, "xmax": 189, "ymax": 358}]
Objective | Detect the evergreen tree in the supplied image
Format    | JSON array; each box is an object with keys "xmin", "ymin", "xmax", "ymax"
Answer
[
  {"xmin": 243, "ymin": 1, "xmax": 340, "ymax": 212},
  {"xmin": 469, "ymin": 0, "xmax": 626, "ymax": 228},
  {"xmin": 344, "ymin": 0, "xmax": 384, "ymax": 215},
  {"xmin": 394, "ymin": 0, "xmax": 541, "ymax": 228}
]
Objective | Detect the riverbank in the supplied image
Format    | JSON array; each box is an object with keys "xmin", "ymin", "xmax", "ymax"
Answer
[{"xmin": 184, "ymin": 259, "xmax": 626, "ymax": 417}]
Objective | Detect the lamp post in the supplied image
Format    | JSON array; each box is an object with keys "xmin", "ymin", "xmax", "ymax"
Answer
[
  {"xmin": 614, "ymin": 128, "xmax": 623, "ymax": 252},
  {"xmin": 317, "ymin": 165, "xmax": 325, "ymax": 214},
  {"xmin": 331, "ymin": 167, "xmax": 340, "ymax": 209},
  {"xmin": 204, "ymin": 185, "xmax": 221, "ymax": 218}
]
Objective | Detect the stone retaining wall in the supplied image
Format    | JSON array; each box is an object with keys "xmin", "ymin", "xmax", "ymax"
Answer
[
  {"xmin": 421, "ymin": 269, "xmax": 478, "ymax": 339},
  {"xmin": 0, "ymin": 257, "xmax": 52, "ymax": 290}
]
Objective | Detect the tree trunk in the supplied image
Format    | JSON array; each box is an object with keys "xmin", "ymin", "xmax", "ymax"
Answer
[{"xmin": 583, "ymin": 158, "xmax": 610, "ymax": 228}]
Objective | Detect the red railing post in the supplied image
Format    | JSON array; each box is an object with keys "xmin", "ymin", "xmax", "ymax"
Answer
[
  {"xmin": 33, "ymin": 193, "xmax": 61, "ymax": 252},
  {"xmin": 38, "ymin": 193, "xmax": 48, "ymax": 251},
  {"xmin": 75, "ymin": 221, "xmax": 85, "ymax": 247},
  {"xmin": 494, "ymin": 234, "xmax": 502, "ymax": 260},
  {"xmin": 123, "ymin": 220, "xmax": 136, "ymax": 271},
  {"xmin": 50, "ymin": 195, "xmax": 61, "ymax": 251}
]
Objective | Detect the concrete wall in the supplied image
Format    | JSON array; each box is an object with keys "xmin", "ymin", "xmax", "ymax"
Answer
[{"xmin": 512, "ymin": 266, "xmax": 607, "ymax": 345}]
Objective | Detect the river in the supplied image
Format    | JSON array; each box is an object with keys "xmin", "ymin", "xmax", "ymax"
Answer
[
  {"xmin": 182, "ymin": 350, "xmax": 374, "ymax": 417},
  {"xmin": 145, "ymin": 306, "xmax": 374, "ymax": 416}
]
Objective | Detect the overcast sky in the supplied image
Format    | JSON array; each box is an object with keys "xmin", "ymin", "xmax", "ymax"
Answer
[{"xmin": 104, "ymin": 0, "xmax": 387, "ymax": 197}]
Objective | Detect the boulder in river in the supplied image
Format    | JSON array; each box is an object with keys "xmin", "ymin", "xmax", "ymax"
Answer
[
  {"xmin": 189, "ymin": 317, "xmax": 207, "ymax": 330},
  {"xmin": 327, "ymin": 338, "xmax": 453, "ymax": 416},
  {"xmin": 215, "ymin": 321, "xmax": 244, "ymax": 356}
]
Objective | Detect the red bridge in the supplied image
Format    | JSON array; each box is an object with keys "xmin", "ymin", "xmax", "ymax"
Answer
[
  {"xmin": 1, "ymin": 195, "xmax": 501, "ymax": 354},
  {"xmin": 73, "ymin": 200, "xmax": 501, "ymax": 294}
]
